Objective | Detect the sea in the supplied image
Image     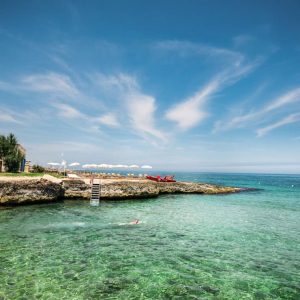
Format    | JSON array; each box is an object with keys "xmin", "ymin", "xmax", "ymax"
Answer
[{"xmin": 0, "ymin": 172, "xmax": 299, "ymax": 299}]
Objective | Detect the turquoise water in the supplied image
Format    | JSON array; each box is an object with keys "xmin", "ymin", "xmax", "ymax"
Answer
[{"xmin": 0, "ymin": 173, "xmax": 299, "ymax": 299}]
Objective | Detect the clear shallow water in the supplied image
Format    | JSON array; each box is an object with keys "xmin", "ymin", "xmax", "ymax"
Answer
[{"xmin": 0, "ymin": 173, "xmax": 299, "ymax": 299}]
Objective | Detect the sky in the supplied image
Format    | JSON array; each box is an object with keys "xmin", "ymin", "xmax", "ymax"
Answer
[{"xmin": 0, "ymin": 0, "xmax": 300, "ymax": 173}]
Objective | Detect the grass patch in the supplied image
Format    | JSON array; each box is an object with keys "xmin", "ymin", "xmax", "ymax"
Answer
[
  {"xmin": 0, "ymin": 172, "xmax": 65, "ymax": 178},
  {"xmin": 45, "ymin": 172, "xmax": 65, "ymax": 178},
  {"xmin": 0, "ymin": 172, "xmax": 43, "ymax": 177}
]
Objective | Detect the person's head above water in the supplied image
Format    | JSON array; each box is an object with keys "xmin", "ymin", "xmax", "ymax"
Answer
[{"xmin": 130, "ymin": 219, "xmax": 139, "ymax": 224}]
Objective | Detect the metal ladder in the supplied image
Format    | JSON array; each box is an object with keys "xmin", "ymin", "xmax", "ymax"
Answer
[{"xmin": 90, "ymin": 178, "xmax": 101, "ymax": 206}]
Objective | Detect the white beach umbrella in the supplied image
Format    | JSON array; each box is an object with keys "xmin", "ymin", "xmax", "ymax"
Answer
[
  {"xmin": 69, "ymin": 162, "xmax": 80, "ymax": 167},
  {"xmin": 129, "ymin": 164, "xmax": 139, "ymax": 168},
  {"xmin": 114, "ymin": 164, "xmax": 124, "ymax": 168},
  {"xmin": 82, "ymin": 164, "xmax": 98, "ymax": 169},
  {"xmin": 119, "ymin": 164, "xmax": 129, "ymax": 168},
  {"xmin": 141, "ymin": 165, "xmax": 153, "ymax": 169},
  {"xmin": 98, "ymin": 164, "xmax": 109, "ymax": 168},
  {"xmin": 47, "ymin": 162, "xmax": 60, "ymax": 166}
]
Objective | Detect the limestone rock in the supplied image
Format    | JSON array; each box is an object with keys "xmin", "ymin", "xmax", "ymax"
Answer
[
  {"xmin": 0, "ymin": 179, "xmax": 63, "ymax": 205},
  {"xmin": 62, "ymin": 179, "xmax": 90, "ymax": 199},
  {"xmin": 101, "ymin": 181, "xmax": 160, "ymax": 199},
  {"xmin": 0, "ymin": 178, "xmax": 244, "ymax": 206},
  {"xmin": 157, "ymin": 181, "xmax": 240, "ymax": 194},
  {"xmin": 62, "ymin": 179, "xmax": 241, "ymax": 200}
]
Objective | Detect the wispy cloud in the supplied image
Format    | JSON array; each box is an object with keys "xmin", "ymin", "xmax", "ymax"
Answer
[
  {"xmin": 53, "ymin": 103, "xmax": 120, "ymax": 133},
  {"xmin": 56, "ymin": 103, "xmax": 84, "ymax": 119},
  {"xmin": 256, "ymin": 112, "xmax": 300, "ymax": 137},
  {"xmin": 94, "ymin": 73, "xmax": 166, "ymax": 142},
  {"xmin": 0, "ymin": 72, "xmax": 80, "ymax": 99},
  {"xmin": 22, "ymin": 72, "xmax": 80, "ymax": 98},
  {"xmin": 232, "ymin": 35, "xmax": 254, "ymax": 47},
  {"xmin": 0, "ymin": 111, "xmax": 20, "ymax": 123},
  {"xmin": 214, "ymin": 87, "xmax": 300, "ymax": 132},
  {"xmin": 96, "ymin": 113, "xmax": 119, "ymax": 127},
  {"xmin": 0, "ymin": 106, "xmax": 47, "ymax": 127},
  {"xmin": 166, "ymin": 60, "xmax": 261, "ymax": 130},
  {"xmin": 165, "ymin": 81, "xmax": 216, "ymax": 129},
  {"xmin": 154, "ymin": 40, "xmax": 244, "ymax": 63},
  {"xmin": 263, "ymin": 88, "xmax": 300, "ymax": 112},
  {"xmin": 1, "ymin": 70, "xmax": 164, "ymax": 143},
  {"xmin": 156, "ymin": 40, "xmax": 261, "ymax": 130},
  {"xmin": 126, "ymin": 93, "xmax": 166, "ymax": 142}
]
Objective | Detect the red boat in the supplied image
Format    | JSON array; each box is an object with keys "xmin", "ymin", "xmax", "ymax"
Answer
[
  {"xmin": 146, "ymin": 175, "xmax": 176, "ymax": 182},
  {"xmin": 146, "ymin": 175, "xmax": 162, "ymax": 182},
  {"xmin": 162, "ymin": 175, "xmax": 176, "ymax": 182}
]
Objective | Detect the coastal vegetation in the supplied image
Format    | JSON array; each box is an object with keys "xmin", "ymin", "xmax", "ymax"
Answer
[
  {"xmin": 31, "ymin": 164, "xmax": 45, "ymax": 173},
  {"xmin": 0, "ymin": 133, "xmax": 25, "ymax": 173}
]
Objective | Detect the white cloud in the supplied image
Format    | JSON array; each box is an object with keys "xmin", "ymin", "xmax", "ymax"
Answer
[
  {"xmin": 215, "ymin": 87, "xmax": 300, "ymax": 132},
  {"xmin": 264, "ymin": 88, "xmax": 300, "ymax": 112},
  {"xmin": 166, "ymin": 81, "xmax": 216, "ymax": 129},
  {"xmin": 126, "ymin": 93, "xmax": 166, "ymax": 141},
  {"xmin": 166, "ymin": 61, "xmax": 260, "ymax": 130},
  {"xmin": 156, "ymin": 40, "xmax": 261, "ymax": 130},
  {"xmin": 0, "ymin": 72, "xmax": 80, "ymax": 99},
  {"xmin": 21, "ymin": 72, "xmax": 80, "ymax": 98},
  {"xmin": 0, "ymin": 111, "xmax": 19, "ymax": 123},
  {"xmin": 55, "ymin": 103, "xmax": 84, "ymax": 119},
  {"xmin": 96, "ymin": 113, "xmax": 119, "ymax": 127},
  {"xmin": 53, "ymin": 103, "xmax": 120, "ymax": 133},
  {"xmin": 256, "ymin": 113, "xmax": 300, "ymax": 137},
  {"xmin": 0, "ymin": 107, "xmax": 42, "ymax": 125},
  {"xmin": 94, "ymin": 72, "xmax": 166, "ymax": 142},
  {"xmin": 94, "ymin": 73, "xmax": 138, "ymax": 95},
  {"xmin": 154, "ymin": 40, "xmax": 244, "ymax": 63}
]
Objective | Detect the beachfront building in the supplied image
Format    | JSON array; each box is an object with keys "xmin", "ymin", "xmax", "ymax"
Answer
[{"xmin": 0, "ymin": 144, "xmax": 27, "ymax": 172}]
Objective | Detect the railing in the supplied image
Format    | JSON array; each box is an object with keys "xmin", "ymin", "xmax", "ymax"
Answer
[{"xmin": 90, "ymin": 178, "xmax": 101, "ymax": 206}]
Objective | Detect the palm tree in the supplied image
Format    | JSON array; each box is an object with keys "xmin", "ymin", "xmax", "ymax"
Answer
[{"xmin": 0, "ymin": 133, "xmax": 24, "ymax": 172}]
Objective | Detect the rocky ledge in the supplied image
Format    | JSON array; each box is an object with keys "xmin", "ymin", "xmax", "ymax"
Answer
[
  {"xmin": 0, "ymin": 178, "xmax": 245, "ymax": 205},
  {"xmin": 63, "ymin": 179, "xmax": 242, "ymax": 200},
  {"xmin": 0, "ymin": 179, "xmax": 64, "ymax": 205}
]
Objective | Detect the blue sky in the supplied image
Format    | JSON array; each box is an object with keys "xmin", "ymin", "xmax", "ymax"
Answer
[{"xmin": 0, "ymin": 0, "xmax": 300, "ymax": 173}]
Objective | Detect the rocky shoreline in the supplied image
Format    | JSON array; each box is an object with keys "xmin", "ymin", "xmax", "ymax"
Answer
[{"xmin": 0, "ymin": 177, "xmax": 247, "ymax": 205}]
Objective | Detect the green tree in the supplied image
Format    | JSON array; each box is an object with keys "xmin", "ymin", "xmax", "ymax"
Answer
[
  {"xmin": 31, "ymin": 164, "xmax": 45, "ymax": 173},
  {"xmin": 0, "ymin": 133, "xmax": 25, "ymax": 173}
]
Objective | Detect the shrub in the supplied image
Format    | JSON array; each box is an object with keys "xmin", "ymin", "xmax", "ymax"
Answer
[{"xmin": 31, "ymin": 164, "xmax": 45, "ymax": 173}]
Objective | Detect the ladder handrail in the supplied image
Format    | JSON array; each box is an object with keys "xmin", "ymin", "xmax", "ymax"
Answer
[{"xmin": 90, "ymin": 177, "xmax": 101, "ymax": 206}]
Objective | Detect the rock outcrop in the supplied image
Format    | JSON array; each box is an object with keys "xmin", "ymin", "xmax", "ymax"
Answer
[
  {"xmin": 62, "ymin": 179, "xmax": 241, "ymax": 200},
  {"xmin": 0, "ymin": 178, "xmax": 244, "ymax": 205},
  {"xmin": 62, "ymin": 179, "xmax": 90, "ymax": 199},
  {"xmin": 0, "ymin": 179, "xmax": 63, "ymax": 205},
  {"xmin": 157, "ymin": 181, "xmax": 241, "ymax": 194}
]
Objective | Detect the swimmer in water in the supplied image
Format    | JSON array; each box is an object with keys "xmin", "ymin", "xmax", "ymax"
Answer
[
  {"xmin": 130, "ymin": 219, "xmax": 139, "ymax": 224},
  {"xmin": 117, "ymin": 219, "xmax": 141, "ymax": 226}
]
